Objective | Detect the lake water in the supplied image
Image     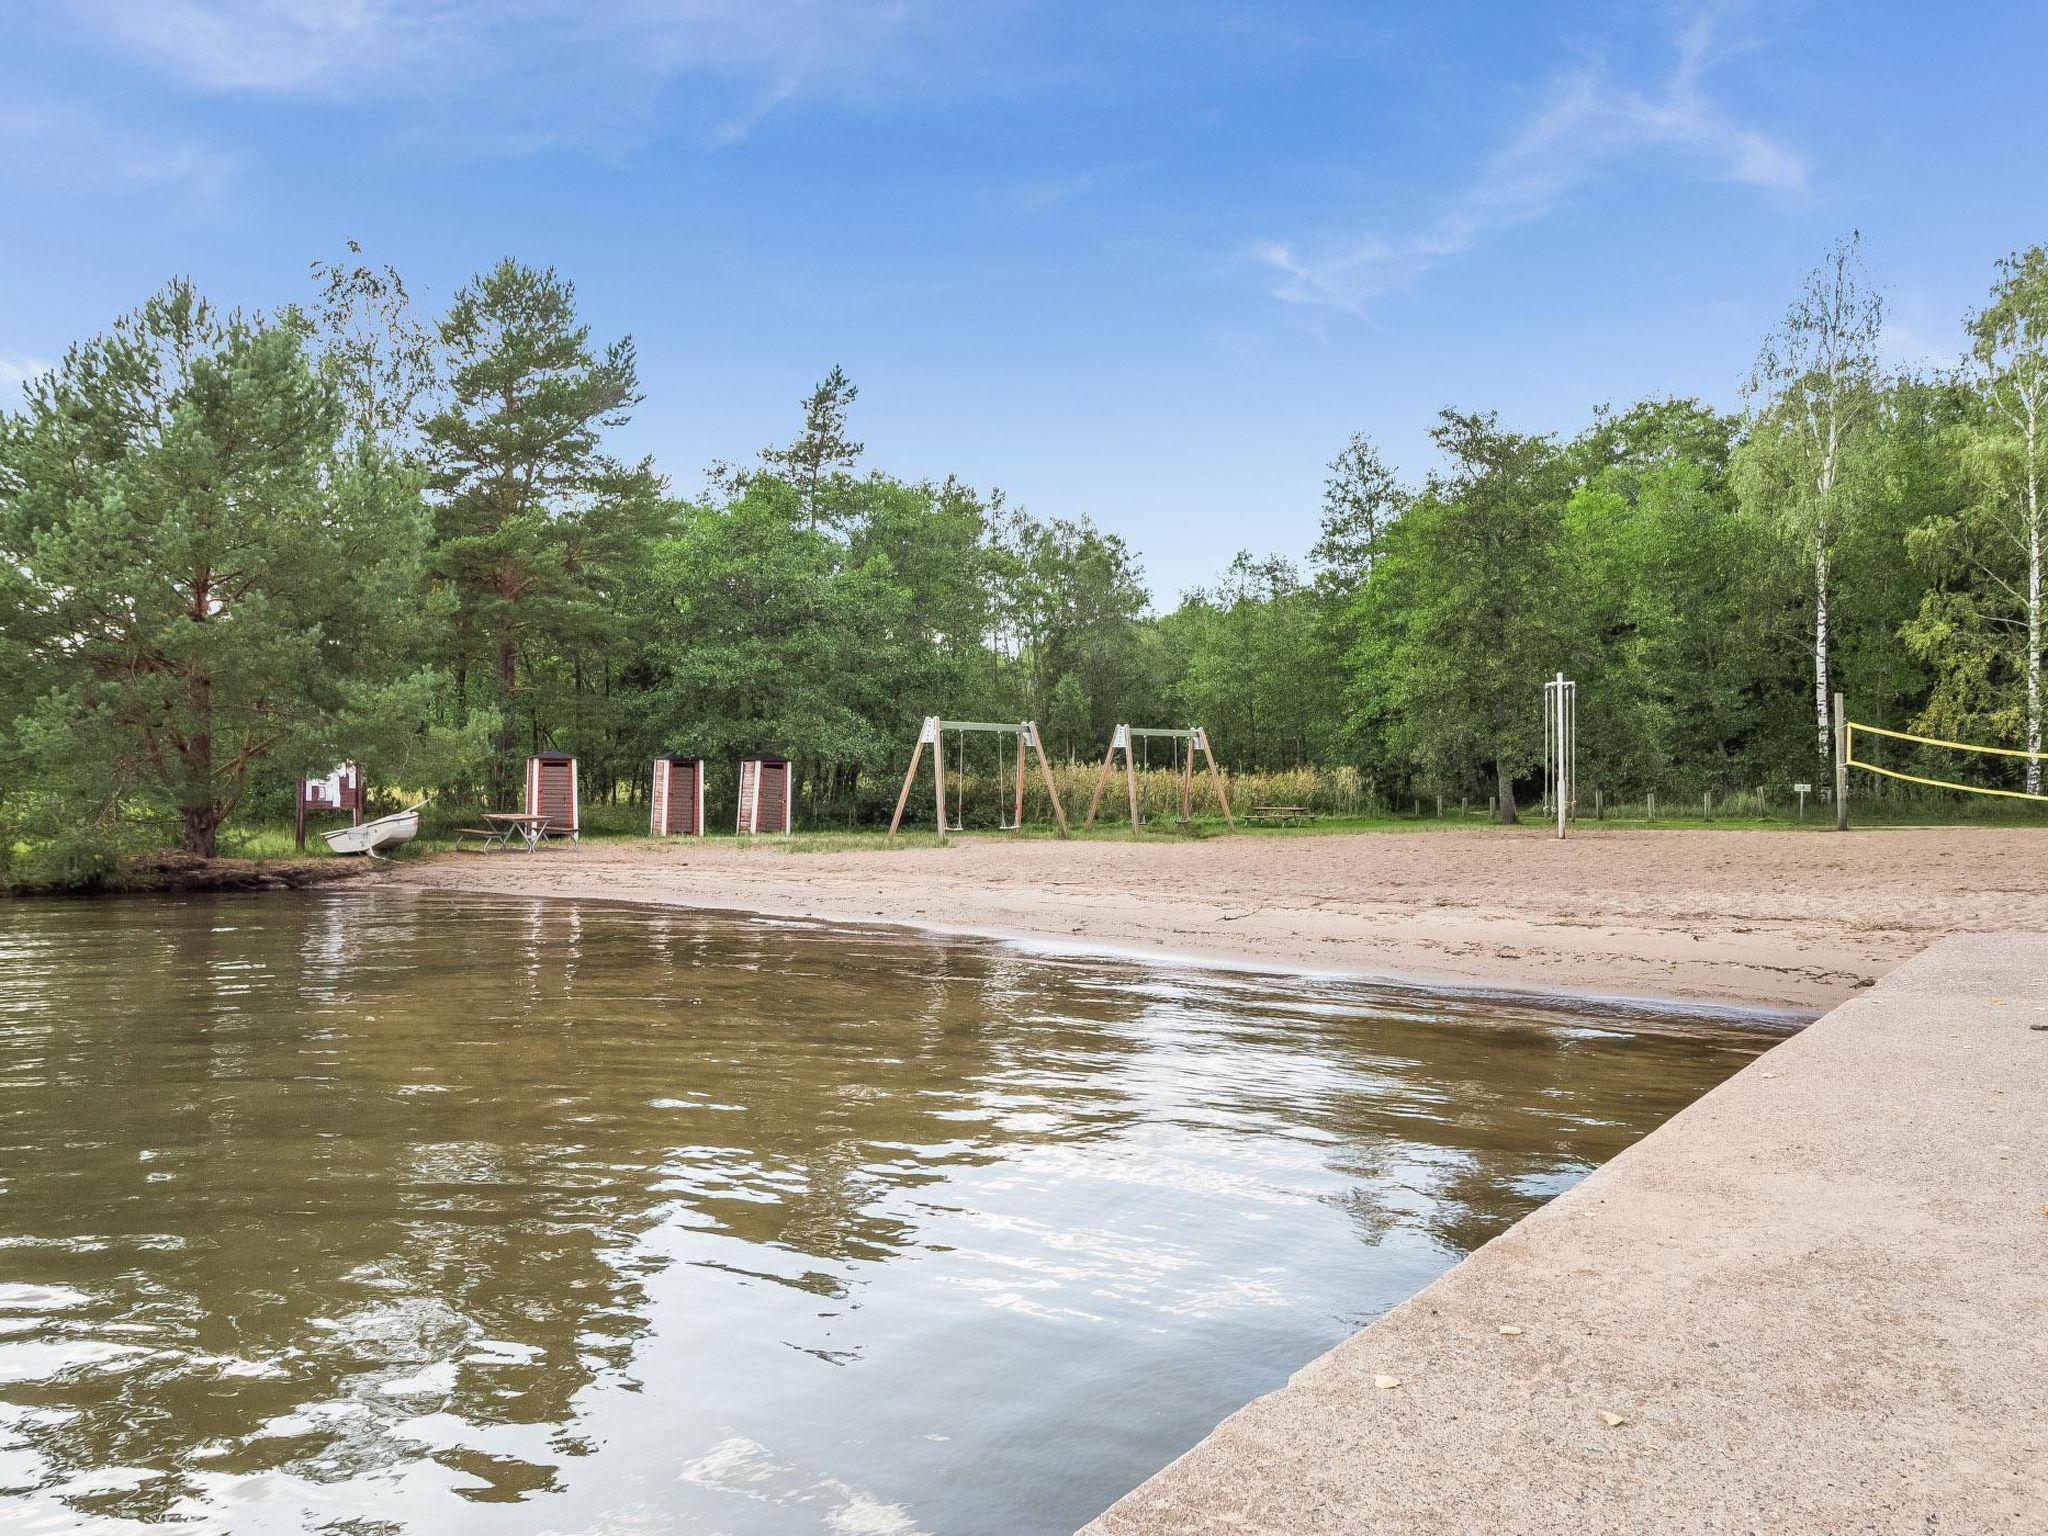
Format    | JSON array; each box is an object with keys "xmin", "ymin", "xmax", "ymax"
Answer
[{"xmin": 0, "ymin": 890, "xmax": 1773, "ymax": 1534}]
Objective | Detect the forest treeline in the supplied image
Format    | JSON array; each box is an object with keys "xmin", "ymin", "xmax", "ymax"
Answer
[{"xmin": 1, "ymin": 234, "xmax": 2043, "ymax": 873}]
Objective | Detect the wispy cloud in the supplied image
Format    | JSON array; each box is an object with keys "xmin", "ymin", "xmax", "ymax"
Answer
[
  {"xmin": 59, "ymin": 0, "xmax": 454, "ymax": 95},
  {"xmin": 1257, "ymin": 6, "xmax": 1807, "ymax": 314},
  {"xmin": 0, "ymin": 353, "xmax": 54, "ymax": 408},
  {"xmin": 1003, "ymin": 164, "xmax": 1137, "ymax": 216},
  {"xmin": 58, "ymin": 0, "xmax": 945, "ymax": 150},
  {"xmin": 0, "ymin": 98, "xmax": 233, "ymax": 201}
]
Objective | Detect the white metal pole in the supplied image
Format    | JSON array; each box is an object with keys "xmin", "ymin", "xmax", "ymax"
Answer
[{"xmin": 1555, "ymin": 675, "xmax": 1565, "ymax": 840}]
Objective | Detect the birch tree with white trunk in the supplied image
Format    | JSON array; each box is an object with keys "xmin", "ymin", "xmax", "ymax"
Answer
[
  {"xmin": 1740, "ymin": 234, "xmax": 1884, "ymax": 760},
  {"xmin": 1968, "ymin": 249, "xmax": 2047, "ymax": 792},
  {"xmin": 1904, "ymin": 248, "xmax": 2048, "ymax": 794}
]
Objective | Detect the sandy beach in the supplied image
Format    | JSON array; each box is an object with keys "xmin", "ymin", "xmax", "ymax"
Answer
[{"xmin": 391, "ymin": 824, "xmax": 2048, "ymax": 1013}]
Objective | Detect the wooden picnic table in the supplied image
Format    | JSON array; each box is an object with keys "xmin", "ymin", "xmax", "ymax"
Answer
[
  {"xmin": 1249, "ymin": 804, "xmax": 1316, "ymax": 827},
  {"xmin": 460, "ymin": 811, "xmax": 553, "ymax": 852}
]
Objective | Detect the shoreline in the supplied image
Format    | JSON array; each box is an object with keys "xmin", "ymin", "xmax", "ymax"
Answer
[
  {"xmin": 384, "ymin": 824, "xmax": 2048, "ymax": 1013},
  {"xmin": 3, "ymin": 851, "xmax": 375, "ymax": 898},
  {"xmin": 1085, "ymin": 932, "xmax": 2048, "ymax": 1533},
  {"xmin": 390, "ymin": 880, "xmax": 1816, "ymax": 1031}
]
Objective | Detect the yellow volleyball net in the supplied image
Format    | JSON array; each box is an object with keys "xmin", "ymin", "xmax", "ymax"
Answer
[{"xmin": 1843, "ymin": 719, "xmax": 2048, "ymax": 803}]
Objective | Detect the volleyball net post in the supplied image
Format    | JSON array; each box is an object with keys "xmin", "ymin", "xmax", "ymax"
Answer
[{"xmin": 1834, "ymin": 692, "xmax": 1848, "ymax": 831}]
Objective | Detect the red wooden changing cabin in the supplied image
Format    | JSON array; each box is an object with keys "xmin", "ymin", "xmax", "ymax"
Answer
[
  {"xmin": 524, "ymin": 754, "xmax": 580, "ymax": 841},
  {"xmin": 650, "ymin": 755, "xmax": 706, "ymax": 837},
  {"xmin": 736, "ymin": 755, "xmax": 792, "ymax": 835}
]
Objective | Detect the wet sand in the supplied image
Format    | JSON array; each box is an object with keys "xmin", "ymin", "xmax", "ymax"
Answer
[{"xmin": 391, "ymin": 825, "xmax": 2048, "ymax": 1013}]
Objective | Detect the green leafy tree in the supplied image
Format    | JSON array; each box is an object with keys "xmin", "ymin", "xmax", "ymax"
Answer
[
  {"xmin": 1737, "ymin": 234, "xmax": 1886, "ymax": 760},
  {"xmin": 0, "ymin": 282, "xmax": 450, "ymax": 857},
  {"xmin": 1172, "ymin": 554, "xmax": 1336, "ymax": 769},
  {"xmin": 649, "ymin": 477, "xmax": 899, "ymax": 809},
  {"xmin": 759, "ymin": 365, "xmax": 864, "ymax": 530},
  {"xmin": 1347, "ymin": 411, "xmax": 1570, "ymax": 821},
  {"xmin": 1313, "ymin": 433, "xmax": 1406, "ymax": 593},
  {"xmin": 421, "ymin": 259, "xmax": 661, "ymax": 801},
  {"xmin": 1905, "ymin": 248, "xmax": 2048, "ymax": 790},
  {"xmin": 992, "ymin": 510, "xmax": 1149, "ymax": 742},
  {"xmin": 1565, "ymin": 400, "xmax": 1787, "ymax": 793}
]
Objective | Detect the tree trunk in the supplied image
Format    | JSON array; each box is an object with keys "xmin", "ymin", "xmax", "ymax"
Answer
[
  {"xmin": 1812, "ymin": 538, "xmax": 1832, "ymax": 760},
  {"xmin": 180, "ymin": 673, "xmax": 217, "ymax": 858},
  {"xmin": 1490, "ymin": 691, "xmax": 1517, "ymax": 824},
  {"xmin": 2027, "ymin": 409, "xmax": 2042, "ymax": 796},
  {"xmin": 494, "ymin": 637, "xmax": 518, "ymax": 807}
]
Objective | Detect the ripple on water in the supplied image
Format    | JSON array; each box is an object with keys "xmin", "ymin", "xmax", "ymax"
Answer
[{"xmin": 0, "ymin": 888, "xmax": 1771, "ymax": 1533}]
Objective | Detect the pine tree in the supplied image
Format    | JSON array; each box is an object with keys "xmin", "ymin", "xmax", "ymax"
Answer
[
  {"xmin": 421, "ymin": 259, "xmax": 659, "ymax": 801},
  {"xmin": 0, "ymin": 282, "xmax": 437, "ymax": 857}
]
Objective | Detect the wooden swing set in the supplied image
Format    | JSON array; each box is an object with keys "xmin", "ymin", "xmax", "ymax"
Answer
[
  {"xmin": 1083, "ymin": 724, "xmax": 1235, "ymax": 833},
  {"xmin": 887, "ymin": 717, "xmax": 1071, "ymax": 841}
]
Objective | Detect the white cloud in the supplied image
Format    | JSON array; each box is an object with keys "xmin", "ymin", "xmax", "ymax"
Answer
[
  {"xmin": 1004, "ymin": 164, "xmax": 1131, "ymax": 216},
  {"xmin": 60, "ymin": 0, "xmax": 452, "ymax": 95},
  {"xmin": 0, "ymin": 99, "xmax": 233, "ymax": 201},
  {"xmin": 59, "ymin": 0, "xmax": 944, "ymax": 149},
  {"xmin": 1258, "ymin": 5, "xmax": 1807, "ymax": 313}
]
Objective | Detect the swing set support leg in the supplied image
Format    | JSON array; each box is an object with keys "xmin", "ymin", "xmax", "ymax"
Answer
[
  {"xmin": 1198, "ymin": 730, "xmax": 1235, "ymax": 831},
  {"xmin": 1027, "ymin": 722, "xmax": 1070, "ymax": 838},
  {"xmin": 887, "ymin": 733, "xmax": 927, "ymax": 840},
  {"xmin": 1083, "ymin": 738, "xmax": 1118, "ymax": 830}
]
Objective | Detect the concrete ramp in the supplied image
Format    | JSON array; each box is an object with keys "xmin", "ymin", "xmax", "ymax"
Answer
[{"xmin": 1086, "ymin": 933, "xmax": 2048, "ymax": 1534}]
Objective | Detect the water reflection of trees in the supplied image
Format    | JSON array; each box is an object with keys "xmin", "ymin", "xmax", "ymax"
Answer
[
  {"xmin": 0, "ymin": 893, "xmax": 1149, "ymax": 1523},
  {"xmin": 0, "ymin": 894, "xmax": 1762, "ymax": 1529}
]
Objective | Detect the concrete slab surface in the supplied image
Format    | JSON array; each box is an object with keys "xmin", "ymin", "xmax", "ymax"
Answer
[{"xmin": 1084, "ymin": 933, "xmax": 2048, "ymax": 1534}]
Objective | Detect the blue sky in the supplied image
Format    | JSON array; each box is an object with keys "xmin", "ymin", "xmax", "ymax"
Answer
[{"xmin": 3, "ymin": 0, "xmax": 2042, "ymax": 601}]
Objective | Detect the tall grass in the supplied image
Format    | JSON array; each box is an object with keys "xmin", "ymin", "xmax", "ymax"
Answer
[{"xmin": 913, "ymin": 761, "xmax": 1375, "ymax": 830}]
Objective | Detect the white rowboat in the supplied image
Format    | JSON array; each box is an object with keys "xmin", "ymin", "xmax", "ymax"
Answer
[{"xmin": 321, "ymin": 804, "xmax": 424, "ymax": 858}]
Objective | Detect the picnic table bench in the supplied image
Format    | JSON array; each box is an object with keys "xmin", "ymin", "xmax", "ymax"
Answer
[
  {"xmin": 457, "ymin": 812, "xmax": 552, "ymax": 852},
  {"xmin": 1248, "ymin": 804, "xmax": 1317, "ymax": 827}
]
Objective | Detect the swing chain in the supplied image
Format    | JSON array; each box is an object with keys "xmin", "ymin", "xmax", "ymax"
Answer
[{"xmin": 946, "ymin": 721, "xmax": 1027, "ymax": 832}]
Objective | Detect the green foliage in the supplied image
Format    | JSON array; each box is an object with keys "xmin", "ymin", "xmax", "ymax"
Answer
[
  {"xmin": 0, "ymin": 281, "xmax": 458, "ymax": 857},
  {"xmin": 1345, "ymin": 411, "xmax": 1571, "ymax": 820},
  {"xmin": 4, "ymin": 235, "xmax": 2044, "ymax": 880},
  {"xmin": 421, "ymin": 258, "xmax": 665, "ymax": 804}
]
